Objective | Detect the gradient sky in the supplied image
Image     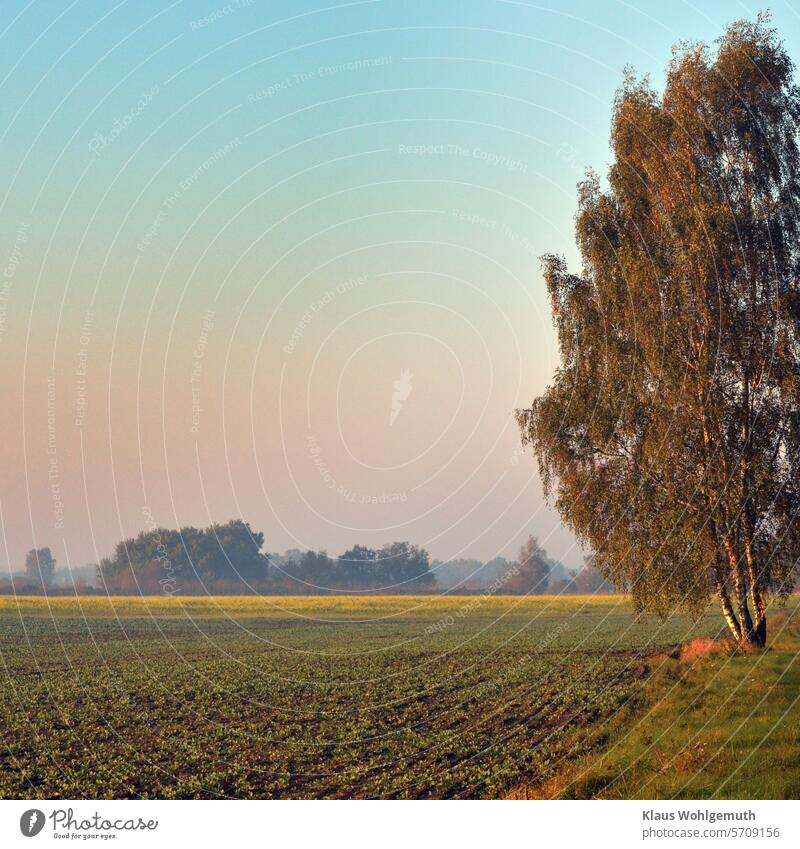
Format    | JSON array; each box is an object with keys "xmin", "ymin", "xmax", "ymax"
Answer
[{"xmin": 1, "ymin": 0, "xmax": 798, "ymax": 575}]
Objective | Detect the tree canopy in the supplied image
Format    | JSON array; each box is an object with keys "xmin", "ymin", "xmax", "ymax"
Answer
[
  {"xmin": 98, "ymin": 520, "xmax": 267, "ymax": 593},
  {"xmin": 505, "ymin": 535, "xmax": 551, "ymax": 594},
  {"xmin": 24, "ymin": 548, "xmax": 55, "ymax": 589},
  {"xmin": 97, "ymin": 521, "xmax": 436, "ymax": 594},
  {"xmin": 517, "ymin": 15, "xmax": 800, "ymax": 646}
]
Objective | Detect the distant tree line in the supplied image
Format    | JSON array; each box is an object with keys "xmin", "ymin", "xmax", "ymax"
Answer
[
  {"xmin": 0, "ymin": 524, "xmax": 619, "ymax": 596},
  {"xmin": 90, "ymin": 522, "xmax": 438, "ymax": 594},
  {"xmin": 94, "ymin": 520, "xmax": 263, "ymax": 594}
]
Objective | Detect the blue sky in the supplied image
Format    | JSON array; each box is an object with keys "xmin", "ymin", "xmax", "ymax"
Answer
[{"xmin": 1, "ymin": 1, "xmax": 798, "ymax": 574}]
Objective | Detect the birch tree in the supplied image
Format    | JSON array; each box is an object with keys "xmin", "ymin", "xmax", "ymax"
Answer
[{"xmin": 517, "ymin": 15, "xmax": 800, "ymax": 646}]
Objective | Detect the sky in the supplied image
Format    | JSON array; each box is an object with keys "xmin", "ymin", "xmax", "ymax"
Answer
[{"xmin": 1, "ymin": 0, "xmax": 798, "ymax": 575}]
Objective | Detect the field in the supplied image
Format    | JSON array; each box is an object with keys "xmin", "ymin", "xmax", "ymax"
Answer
[
  {"xmin": 0, "ymin": 594, "xmax": 781, "ymax": 799},
  {"xmin": 519, "ymin": 603, "xmax": 800, "ymax": 800}
]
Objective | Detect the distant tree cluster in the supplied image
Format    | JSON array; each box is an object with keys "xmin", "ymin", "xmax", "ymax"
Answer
[
  {"xmin": 270, "ymin": 542, "xmax": 434, "ymax": 593},
  {"xmin": 430, "ymin": 537, "xmax": 613, "ymax": 596},
  {"xmin": 504, "ymin": 536, "xmax": 551, "ymax": 594},
  {"xmin": 548, "ymin": 556, "xmax": 614, "ymax": 595},
  {"xmin": 97, "ymin": 520, "xmax": 266, "ymax": 594},
  {"xmin": 430, "ymin": 557, "xmax": 511, "ymax": 591},
  {"xmin": 24, "ymin": 548, "xmax": 56, "ymax": 590},
  {"xmin": 94, "ymin": 522, "xmax": 436, "ymax": 595},
  {"xmin": 2, "ymin": 525, "xmax": 615, "ymax": 597}
]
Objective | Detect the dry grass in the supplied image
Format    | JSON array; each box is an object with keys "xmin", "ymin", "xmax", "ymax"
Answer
[{"xmin": 679, "ymin": 636, "xmax": 731, "ymax": 662}]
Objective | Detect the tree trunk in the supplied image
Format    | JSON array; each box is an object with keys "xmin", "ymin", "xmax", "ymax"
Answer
[
  {"xmin": 743, "ymin": 536, "xmax": 767, "ymax": 648},
  {"xmin": 716, "ymin": 582, "xmax": 742, "ymax": 643},
  {"xmin": 713, "ymin": 561, "xmax": 741, "ymax": 643},
  {"xmin": 741, "ymin": 483, "xmax": 767, "ymax": 648},
  {"xmin": 724, "ymin": 540, "xmax": 756, "ymax": 645},
  {"xmin": 753, "ymin": 614, "xmax": 766, "ymax": 647},
  {"xmin": 748, "ymin": 580, "xmax": 767, "ymax": 647},
  {"xmin": 735, "ymin": 571, "xmax": 755, "ymax": 644}
]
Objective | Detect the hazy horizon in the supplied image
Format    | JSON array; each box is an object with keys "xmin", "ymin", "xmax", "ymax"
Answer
[{"xmin": 3, "ymin": 0, "xmax": 798, "ymax": 577}]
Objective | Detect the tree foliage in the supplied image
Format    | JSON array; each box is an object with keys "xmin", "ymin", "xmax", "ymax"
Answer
[
  {"xmin": 572, "ymin": 556, "xmax": 614, "ymax": 595},
  {"xmin": 97, "ymin": 521, "xmax": 435, "ymax": 595},
  {"xmin": 275, "ymin": 542, "xmax": 434, "ymax": 592},
  {"xmin": 505, "ymin": 535, "xmax": 550, "ymax": 594},
  {"xmin": 517, "ymin": 15, "xmax": 800, "ymax": 645},
  {"xmin": 24, "ymin": 548, "xmax": 55, "ymax": 589},
  {"xmin": 98, "ymin": 520, "xmax": 267, "ymax": 593}
]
